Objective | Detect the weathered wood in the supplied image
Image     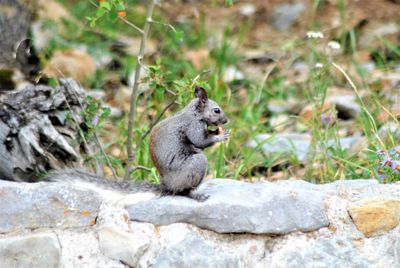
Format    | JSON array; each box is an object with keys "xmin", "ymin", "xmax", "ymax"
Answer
[
  {"xmin": 0, "ymin": 79, "xmax": 90, "ymax": 181},
  {"xmin": 0, "ymin": 0, "xmax": 35, "ymax": 67}
]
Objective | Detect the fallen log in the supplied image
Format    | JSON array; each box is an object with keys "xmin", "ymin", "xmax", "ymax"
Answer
[{"xmin": 0, "ymin": 79, "xmax": 90, "ymax": 181}]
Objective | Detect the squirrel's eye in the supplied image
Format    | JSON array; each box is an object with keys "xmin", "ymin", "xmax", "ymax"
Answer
[{"xmin": 213, "ymin": 108, "xmax": 221, "ymax": 114}]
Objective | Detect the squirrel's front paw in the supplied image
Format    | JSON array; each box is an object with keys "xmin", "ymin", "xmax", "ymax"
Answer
[{"xmin": 220, "ymin": 129, "xmax": 230, "ymax": 141}]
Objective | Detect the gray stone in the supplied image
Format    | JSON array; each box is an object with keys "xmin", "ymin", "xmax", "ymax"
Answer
[
  {"xmin": 153, "ymin": 233, "xmax": 240, "ymax": 268},
  {"xmin": 318, "ymin": 179, "xmax": 379, "ymax": 192},
  {"xmin": 98, "ymin": 225, "xmax": 151, "ymax": 267},
  {"xmin": 359, "ymin": 23, "xmax": 399, "ymax": 48},
  {"xmin": 247, "ymin": 133, "xmax": 361, "ymax": 162},
  {"xmin": 0, "ymin": 180, "xmax": 102, "ymax": 233},
  {"xmin": 0, "ymin": 232, "xmax": 61, "ymax": 268},
  {"xmin": 127, "ymin": 179, "xmax": 329, "ymax": 234},
  {"xmin": 271, "ymin": 3, "xmax": 306, "ymax": 31},
  {"xmin": 271, "ymin": 236, "xmax": 371, "ymax": 268},
  {"xmin": 328, "ymin": 95, "xmax": 361, "ymax": 119}
]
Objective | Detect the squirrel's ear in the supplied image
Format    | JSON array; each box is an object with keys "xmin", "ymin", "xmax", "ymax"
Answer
[
  {"xmin": 194, "ymin": 85, "xmax": 208, "ymax": 110},
  {"xmin": 194, "ymin": 85, "xmax": 208, "ymax": 101}
]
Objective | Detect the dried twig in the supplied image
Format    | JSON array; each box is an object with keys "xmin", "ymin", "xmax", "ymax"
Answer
[{"xmin": 124, "ymin": 0, "xmax": 156, "ymax": 180}]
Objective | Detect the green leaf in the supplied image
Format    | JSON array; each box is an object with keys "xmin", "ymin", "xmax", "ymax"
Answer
[
  {"xmin": 174, "ymin": 30, "xmax": 184, "ymax": 41},
  {"xmin": 100, "ymin": 107, "xmax": 111, "ymax": 120},
  {"xmin": 100, "ymin": 2, "xmax": 111, "ymax": 11},
  {"xmin": 96, "ymin": 7, "xmax": 106, "ymax": 18},
  {"xmin": 116, "ymin": 3, "xmax": 125, "ymax": 11},
  {"xmin": 108, "ymin": 10, "xmax": 118, "ymax": 21},
  {"xmin": 225, "ymin": 0, "xmax": 233, "ymax": 6},
  {"xmin": 89, "ymin": 19, "xmax": 97, "ymax": 28}
]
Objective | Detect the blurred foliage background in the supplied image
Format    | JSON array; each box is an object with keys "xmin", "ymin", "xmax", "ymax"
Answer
[{"xmin": 24, "ymin": 0, "xmax": 400, "ymax": 183}]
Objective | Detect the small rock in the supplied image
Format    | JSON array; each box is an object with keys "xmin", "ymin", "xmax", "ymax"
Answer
[
  {"xmin": 153, "ymin": 233, "xmax": 240, "ymax": 268},
  {"xmin": 289, "ymin": 61, "xmax": 309, "ymax": 83},
  {"xmin": 300, "ymin": 102, "xmax": 333, "ymax": 122},
  {"xmin": 271, "ymin": 3, "xmax": 306, "ymax": 31},
  {"xmin": 86, "ymin": 90, "xmax": 106, "ymax": 100},
  {"xmin": 267, "ymin": 98, "xmax": 300, "ymax": 114},
  {"xmin": 359, "ymin": 23, "xmax": 399, "ymax": 48},
  {"xmin": 108, "ymin": 106, "xmax": 124, "ymax": 118},
  {"xmin": 378, "ymin": 121, "xmax": 400, "ymax": 141},
  {"xmin": 0, "ymin": 233, "xmax": 61, "ymax": 267},
  {"xmin": 270, "ymin": 114, "xmax": 291, "ymax": 132},
  {"xmin": 98, "ymin": 225, "xmax": 151, "ymax": 267},
  {"xmin": 328, "ymin": 95, "xmax": 361, "ymax": 119},
  {"xmin": 117, "ymin": 35, "xmax": 157, "ymax": 56},
  {"xmin": 238, "ymin": 3, "xmax": 257, "ymax": 17},
  {"xmin": 348, "ymin": 197, "xmax": 400, "ymax": 237},
  {"xmin": 247, "ymin": 133, "xmax": 362, "ymax": 162},
  {"xmin": 43, "ymin": 49, "xmax": 96, "ymax": 82},
  {"xmin": 185, "ymin": 49, "xmax": 210, "ymax": 70},
  {"xmin": 223, "ymin": 66, "xmax": 245, "ymax": 82}
]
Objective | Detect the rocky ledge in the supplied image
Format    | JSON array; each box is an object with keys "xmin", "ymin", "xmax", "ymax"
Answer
[{"xmin": 0, "ymin": 178, "xmax": 399, "ymax": 267}]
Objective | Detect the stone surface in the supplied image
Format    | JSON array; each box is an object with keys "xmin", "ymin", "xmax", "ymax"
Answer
[
  {"xmin": 348, "ymin": 197, "xmax": 400, "ymax": 237},
  {"xmin": 1, "ymin": 176, "xmax": 400, "ymax": 267},
  {"xmin": 153, "ymin": 233, "xmax": 240, "ymax": 268},
  {"xmin": 56, "ymin": 229, "xmax": 125, "ymax": 267},
  {"xmin": 0, "ymin": 232, "xmax": 61, "ymax": 267},
  {"xmin": 271, "ymin": 3, "xmax": 306, "ymax": 31},
  {"xmin": 128, "ymin": 179, "xmax": 329, "ymax": 234},
  {"xmin": 0, "ymin": 180, "xmax": 102, "ymax": 233},
  {"xmin": 247, "ymin": 133, "xmax": 362, "ymax": 162},
  {"xmin": 270, "ymin": 235, "xmax": 372, "ymax": 267},
  {"xmin": 98, "ymin": 225, "xmax": 151, "ymax": 267},
  {"xmin": 327, "ymin": 94, "xmax": 361, "ymax": 119}
]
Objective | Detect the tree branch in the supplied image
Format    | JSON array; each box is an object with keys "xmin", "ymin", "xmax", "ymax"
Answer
[{"xmin": 124, "ymin": 0, "xmax": 156, "ymax": 180}]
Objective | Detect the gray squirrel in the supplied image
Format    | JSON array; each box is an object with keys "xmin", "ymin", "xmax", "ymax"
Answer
[
  {"xmin": 149, "ymin": 85, "xmax": 229, "ymax": 199},
  {"xmin": 48, "ymin": 85, "xmax": 229, "ymax": 200}
]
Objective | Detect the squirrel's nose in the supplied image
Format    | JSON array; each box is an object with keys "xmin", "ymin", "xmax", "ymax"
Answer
[{"xmin": 222, "ymin": 117, "xmax": 228, "ymax": 124}]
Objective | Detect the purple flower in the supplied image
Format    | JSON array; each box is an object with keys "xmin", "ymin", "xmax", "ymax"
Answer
[
  {"xmin": 376, "ymin": 149, "xmax": 386, "ymax": 157},
  {"xmin": 376, "ymin": 167, "xmax": 386, "ymax": 183},
  {"xmin": 391, "ymin": 161, "xmax": 400, "ymax": 174},
  {"xmin": 320, "ymin": 112, "xmax": 336, "ymax": 126}
]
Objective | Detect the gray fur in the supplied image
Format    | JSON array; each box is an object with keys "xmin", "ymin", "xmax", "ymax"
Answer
[
  {"xmin": 46, "ymin": 168, "xmax": 160, "ymax": 193},
  {"xmin": 150, "ymin": 86, "xmax": 229, "ymax": 197}
]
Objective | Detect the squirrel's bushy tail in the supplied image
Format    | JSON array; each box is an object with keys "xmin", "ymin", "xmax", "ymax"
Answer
[{"xmin": 46, "ymin": 168, "xmax": 161, "ymax": 194}]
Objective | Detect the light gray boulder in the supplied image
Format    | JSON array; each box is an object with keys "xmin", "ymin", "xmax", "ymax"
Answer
[
  {"xmin": 0, "ymin": 180, "xmax": 102, "ymax": 233},
  {"xmin": 0, "ymin": 232, "xmax": 61, "ymax": 268},
  {"xmin": 127, "ymin": 179, "xmax": 329, "ymax": 234},
  {"xmin": 153, "ymin": 233, "xmax": 240, "ymax": 268}
]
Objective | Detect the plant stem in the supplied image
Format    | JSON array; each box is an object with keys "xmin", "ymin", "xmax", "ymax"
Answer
[{"xmin": 124, "ymin": 0, "xmax": 156, "ymax": 180}]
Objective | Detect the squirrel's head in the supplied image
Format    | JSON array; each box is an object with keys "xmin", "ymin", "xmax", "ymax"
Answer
[{"xmin": 194, "ymin": 85, "xmax": 228, "ymax": 126}]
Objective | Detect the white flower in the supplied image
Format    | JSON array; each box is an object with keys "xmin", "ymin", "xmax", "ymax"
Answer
[
  {"xmin": 315, "ymin": 63, "xmax": 324, "ymax": 68},
  {"xmin": 306, "ymin": 31, "xmax": 324, "ymax": 39},
  {"xmin": 328, "ymin": 41, "xmax": 341, "ymax": 50}
]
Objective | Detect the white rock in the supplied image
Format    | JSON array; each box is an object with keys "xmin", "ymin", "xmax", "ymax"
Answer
[
  {"xmin": 223, "ymin": 66, "xmax": 245, "ymax": 82},
  {"xmin": 239, "ymin": 3, "xmax": 257, "ymax": 17},
  {"xmin": 0, "ymin": 233, "xmax": 61, "ymax": 267},
  {"xmin": 98, "ymin": 225, "xmax": 152, "ymax": 267}
]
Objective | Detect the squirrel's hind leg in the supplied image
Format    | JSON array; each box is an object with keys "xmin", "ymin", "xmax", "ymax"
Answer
[{"xmin": 160, "ymin": 153, "xmax": 208, "ymax": 200}]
